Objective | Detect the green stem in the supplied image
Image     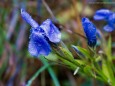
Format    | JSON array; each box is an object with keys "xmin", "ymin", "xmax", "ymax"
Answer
[
  {"xmin": 26, "ymin": 56, "xmax": 60, "ymax": 86},
  {"xmin": 26, "ymin": 63, "xmax": 50, "ymax": 86},
  {"xmin": 40, "ymin": 56, "xmax": 60, "ymax": 86}
]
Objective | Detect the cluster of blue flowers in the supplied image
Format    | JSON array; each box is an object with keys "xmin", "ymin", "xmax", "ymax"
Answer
[
  {"xmin": 94, "ymin": 9, "xmax": 115, "ymax": 32},
  {"xmin": 82, "ymin": 9, "xmax": 115, "ymax": 47},
  {"xmin": 21, "ymin": 9, "xmax": 61, "ymax": 57},
  {"xmin": 21, "ymin": 8, "xmax": 114, "ymax": 57}
]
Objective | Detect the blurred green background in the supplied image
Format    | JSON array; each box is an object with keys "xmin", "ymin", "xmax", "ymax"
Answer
[{"xmin": 0, "ymin": 0, "xmax": 115, "ymax": 86}]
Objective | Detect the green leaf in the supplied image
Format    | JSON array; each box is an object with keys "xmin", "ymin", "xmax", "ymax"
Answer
[
  {"xmin": 102, "ymin": 60, "xmax": 115, "ymax": 85},
  {"xmin": 103, "ymin": 36, "xmax": 112, "ymax": 62},
  {"xmin": 95, "ymin": 56, "xmax": 101, "ymax": 62},
  {"xmin": 83, "ymin": 65, "xmax": 92, "ymax": 76},
  {"xmin": 75, "ymin": 59, "xmax": 85, "ymax": 65},
  {"xmin": 107, "ymin": 36, "xmax": 112, "ymax": 61},
  {"xmin": 102, "ymin": 60, "xmax": 110, "ymax": 79},
  {"xmin": 74, "ymin": 46, "xmax": 90, "ymax": 58},
  {"xmin": 57, "ymin": 54, "xmax": 77, "ymax": 70},
  {"xmin": 108, "ymin": 36, "xmax": 111, "ymax": 53},
  {"xmin": 45, "ymin": 53, "xmax": 58, "ymax": 61},
  {"xmin": 58, "ymin": 42, "xmax": 74, "ymax": 62}
]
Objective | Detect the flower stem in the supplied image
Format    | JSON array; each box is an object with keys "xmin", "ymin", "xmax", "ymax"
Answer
[
  {"xmin": 26, "ymin": 63, "xmax": 50, "ymax": 86},
  {"xmin": 26, "ymin": 56, "xmax": 60, "ymax": 86},
  {"xmin": 40, "ymin": 56, "xmax": 60, "ymax": 86}
]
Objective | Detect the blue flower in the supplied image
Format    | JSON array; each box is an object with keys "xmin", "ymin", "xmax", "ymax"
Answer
[
  {"xmin": 40, "ymin": 19, "xmax": 61, "ymax": 43},
  {"xmin": 93, "ymin": 9, "xmax": 112, "ymax": 20},
  {"xmin": 82, "ymin": 17, "xmax": 97, "ymax": 47},
  {"xmin": 21, "ymin": 8, "xmax": 61, "ymax": 57},
  {"xmin": 103, "ymin": 13, "xmax": 115, "ymax": 32},
  {"xmin": 94, "ymin": 9, "xmax": 115, "ymax": 32}
]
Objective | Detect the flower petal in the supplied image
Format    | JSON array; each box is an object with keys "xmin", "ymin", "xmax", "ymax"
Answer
[
  {"xmin": 40, "ymin": 19, "xmax": 61, "ymax": 43},
  {"xmin": 28, "ymin": 29, "xmax": 51, "ymax": 57},
  {"xmin": 94, "ymin": 15, "xmax": 106, "ymax": 20},
  {"xmin": 103, "ymin": 12, "xmax": 115, "ymax": 32},
  {"xmin": 21, "ymin": 8, "xmax": 39, "ymax": 28},
  {"xmin": 103, "ymin": 24, "xmax": 114, "ymax": 32},
  {"xmin": 108, "ymin": 13, "xmax": 115, "ymax": 24},
  {"xmin": 82, "ymin": 17, "xmax": 97, "ymax": 47},
  {"xmin": 93, "ymin": 9, "xmax": 112, "ymax": 20}
]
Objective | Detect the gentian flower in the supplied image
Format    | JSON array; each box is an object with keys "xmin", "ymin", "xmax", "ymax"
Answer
[
  {"xmin": 21, "ymin": 8, "xmax": 61, "ymax": 57},
  {"xmin": 82, "ymin": 17, "xmax": 97, "ymax": 47},
  {"xmin": 94, "ymin": 9, "xmax": 115, "ymax": 32},
  {"xmin": 93, "ymin": 9, "xmax": 112, "ymax": 20}
]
